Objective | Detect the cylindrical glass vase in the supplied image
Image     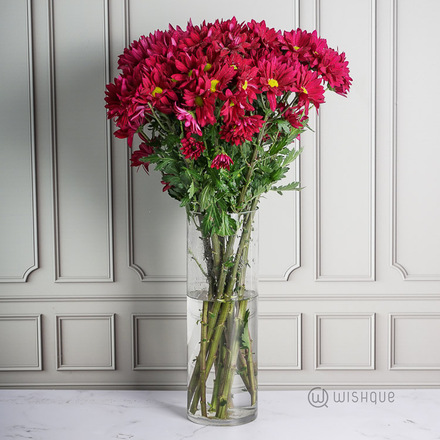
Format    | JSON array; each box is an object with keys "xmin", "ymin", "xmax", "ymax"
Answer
[{"xmin": 186, "ymin": 210, "xmax": 258, "ymax": 426}]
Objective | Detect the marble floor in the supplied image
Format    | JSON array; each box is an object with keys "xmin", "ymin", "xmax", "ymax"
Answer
[{"xmin": 1, "ymin": 389, "xmax": 440, "ymax": 440}]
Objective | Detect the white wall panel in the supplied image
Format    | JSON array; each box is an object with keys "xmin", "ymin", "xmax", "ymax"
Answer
[
  {"xmin": 315, "ymin": 0, "xmax": 375, "ymax": 280},
  {"xmin": 50, "ymin": 0, "xmax": 113, "ymax": 281},
  {"xmin": 260, "ymin": 164, "xmax": 301, "ymax": 281},
  {"xmin": 56, "ymin": 314, "xmax": 115, "ymax": 370},
  {"xmin": 259, "ymin": 314, "xmax": 302, "ymax": 370},
  {"xmin": 391, "ymin": 0, "xmax": 440, "ymax": 280},
  {"xmin": 0, "ymin": 0, "xmax": 38, "ymax": 282},
  {"xmin": 132, "ymin": 314, "xmax": 186, "ymax": 370},
  {"xmin": 390, "ymin": 314, "xmax": 440, "ymax": 370},
  {"xmin": 0, "ymin": 315, "xmax": 41, "ymax": 371},
  {"xmin": 315, "ymin": 314, "xmax": 375, "ymax": 370}
]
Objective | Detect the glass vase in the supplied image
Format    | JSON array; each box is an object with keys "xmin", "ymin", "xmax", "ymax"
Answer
[{"xmin": 186, "ymin": 210, "xmax": 258, "ymax": 426}]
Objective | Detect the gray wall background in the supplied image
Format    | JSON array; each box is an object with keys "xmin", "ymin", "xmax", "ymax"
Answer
[{"xmin": 1, "ymin": 0, "xmax": 440, "ymax": 388}]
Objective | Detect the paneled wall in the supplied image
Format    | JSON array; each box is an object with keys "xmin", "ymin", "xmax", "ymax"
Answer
[{"xmin": 1, "ymin": 0, "xmax": 439, "ymax": 389}]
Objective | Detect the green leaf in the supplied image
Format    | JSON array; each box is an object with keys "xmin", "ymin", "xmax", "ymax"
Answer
[
  {"xmin": 199, "ymin": 184, "xmax": 215, "ymax": 210},
  {"xmin": 188, "ymin": 181, "xmax": 196, "ymax": 199},
  {"xmin": 179, "ymin": 196, "xmax": 190, "ymax": 207},
  {"xmin": 241, "ymin": 309, "xmax": 251, "ymax": 350},
  {"xmin": 271, "ymin": 181, "xmax": 302, "ymax": 194},
  {"xmin": 269, "ymin": 139, "xmax": 288, "ymax": 155},
  {"xmin": 282, "ymin": 147, "xmax": 303, "ymax": 167},
  {"xmin": 276, "ymin": 119, "xmax": 291, "ymax": 134},
  {"xmin": 217, "ymin": 211, "xmax": 237, "ymax": 236}
]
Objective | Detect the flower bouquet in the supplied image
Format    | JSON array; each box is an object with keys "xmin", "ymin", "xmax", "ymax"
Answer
[{"xmin": 105, "ymin": 17, "xmax": 351, "ymax": 424}]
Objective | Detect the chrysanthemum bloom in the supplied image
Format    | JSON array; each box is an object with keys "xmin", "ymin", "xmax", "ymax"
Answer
[
  {"xmin": 277, "ymin": 104, "xmax": 308, "ymax": 130},
  {"xmin": 247, "ymin": 19, "xmax": 281, "ymax": 56},
  {"xmin": 133, "ymin": 65, "xmax": 178, "ymax": 115},
  {"xmin": 315, "ymin": 48, "xmax": 352, "ymax": 96},
  {"xmin": 172, "ymin": 51, "xmax": 207, "ymax": 89},
  {"xmin": 220, "ymin": 114, "xmax": 264, "ymax": 146},
  {"xmin": 278, "ymin": 28, "xmax": 313, "ymax": 63},
  {"xmin": 292, "ymin": 64, "xmax": 325, "ymax": 114},
  {"xmin": 211, "ymin": 153, "xmax": 234, "ymax": 171},
  {"xmin": 235, "ymin": 65, "xmax": 261, "ymax": 103},
  {"xmin": 174, "ymin": 104, "xmax": 202, "ymax": 136},
  {"xmin": 182, "ymin": 70, "xmax": 217, "ymax": 127},
  {"xmin": 219, "ymin": 89, "xmax": 252, "ymax": 125},
  {"xmin": 180, "ymin": 135, "xmax": 205, "ymax": 160},
  {"xmin": 258, "ymin": 57, "xmax": 297, "ymax": 111},
  {"xmin": 118, "ymin": 29, "xmax": 178, "ymax": 74},
  {"xmin": 130, "ymin": 142, "xmax": 155, "ymax": 172},
  {"xmin": 105, "ymin": 76, "xmax": 141, "ymax": 147}
]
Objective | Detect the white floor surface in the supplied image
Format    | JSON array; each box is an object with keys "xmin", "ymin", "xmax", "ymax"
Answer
[{"xmin": 1, "ymin": 389, "xmax": 440, "ymax": 440}]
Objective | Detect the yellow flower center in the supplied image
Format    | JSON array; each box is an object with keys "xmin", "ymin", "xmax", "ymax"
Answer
[
  {"xmin": 152, "ymin": 86, "xmax": 163, "ymax": 97},
  {"xmin": 210, "ymin": 79, "xmax": 220, "ymax": 93},
  {"xmin": 242, "ymin": 80, "xmax": 248, "ymax": 91},
  {"xmin": 293, "ymin": 45, "xmax": 300, "ymax": 51},
  {"xmin": 268, "ymin": 78, "xmax": 279, "ymax": 88},
  {"xmin": 204, "ymin": 63, "xmax": 212, "ymax": 72},
  {"xmin": 195, "ymin": 96, "xmax": 204, "ymax": 106},
  {"xmin": 301, "ymin": 86, "xmax": 308, "ymax": 94}
]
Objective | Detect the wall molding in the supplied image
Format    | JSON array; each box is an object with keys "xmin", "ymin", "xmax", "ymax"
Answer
[
  {"xmin": 260, "ymin": 144, "xmax": 301, "ymax": 282},
  {"xmin": 132, "ymin": 314, "xmax": 186, "ymax": 370},
  {"xmin": 1, "ymin": 292, "xmax": 440, "ymax": 303},
  {"xmin": 389, "ymin": 313, "xmax": 440, "ymax": 370},
  {"xmin": 259, "ymin": 313, "xmax": 302, "ymax": 370},
  {"xmin": 0, "ymin": 0, "xmax": 38, "ymax": 283},
  {"xmin": 48, "ymin": 0, "xmax": 114, "ymax": 283},
  {"xmin": 124, "ymin": 1, "xmax": 185, "ymax": 283},
  {"xmin": 315, "ymin": 313, "xmax": 376, "ymax": 370},
  {"xmin": 0, "ymin": 314, "xmax": 42, "ymax": 371},
  {"xmin": 314, "ymin": 0, "xmax": 376, "ymax": 282},
  {"xmin": 390, "ymin": 0, "xmax": 440, "ymax": 281},
  {"xmin": 260, "ymin": 0, "xmax": 298, "ymax": 284},
  {"xmin": 55, "ymin": 314, "xmax": 115, "ymax": 371}
]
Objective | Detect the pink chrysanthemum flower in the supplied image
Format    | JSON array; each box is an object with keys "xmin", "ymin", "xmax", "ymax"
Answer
[
  {"xmin": 175, "ymin": 104, "xmax": 202, "ymax": 136},
  {"xmin": 292, "ymin": 64, "xmax": 325, "ymax": 114},
  {"xmin": 180, "ymin": 135, "xmax": 205, "ymax": 160},
  {"xmin": 130, "ymin": 142, "xmax": 155, "ymax": 172},
  {"xmin": 220, "ymin": 114, "xmax": 264, "ymax": 146},
  {"xmin": 211, "ymin": 153, "xmax": 234, "ymax": 171},
  {"xmin": 258, "ymin": 57, "xmax": 297, "ymax": 111},
  {"xmin": 316, "ymin": 48, "xmax": 352, "ymax": 96},
  {"xmin": 278, "ymin": 28, "xmax": 314, "ymax": 63}
]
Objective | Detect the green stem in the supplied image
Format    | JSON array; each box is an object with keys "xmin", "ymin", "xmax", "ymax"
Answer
[
  {"xmin": 199, "ymin": 301, "xmax": 208, "ymax": 417},
  {"xmin": 216, "ymin": 300, "xmax": 248, "ymax": 419},
  {"xmin": 211, "ymin": 233, "xmax": 221, "ymax": 291},
  {"xmin": 237, "ymin": 349, "xmax": 252, "ymax": 393},
  {"xmin": 217, "ymin": 234, "xmax": 237, "ymax": 299},
  {"xmin": 188, "ymin": 300, "xmax": 233, "ymax": 414},
  {"xmin": 225, "ymin": 200, "xmax": 259, "ymax": 298},
  {"xmin": 210, "ymin": 331, "xmax": 226, "ymax": 412},
  {"xmin": 245, "ymin": 330, "xmax": 257, "ymax": 406},
  {"xmin": 187, "ymin": 299, "xmax": 222, "ymax": 408}
]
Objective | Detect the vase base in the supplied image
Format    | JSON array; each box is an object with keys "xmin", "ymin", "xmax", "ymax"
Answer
[{"xmin": 187, "ymin": 408, "xmax": 257, "ymax": 426}]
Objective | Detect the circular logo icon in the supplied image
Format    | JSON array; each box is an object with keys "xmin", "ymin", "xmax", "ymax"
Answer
[{"xmin": 308, "ymin": 387, "xmax": 329, "ymax": 408}]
